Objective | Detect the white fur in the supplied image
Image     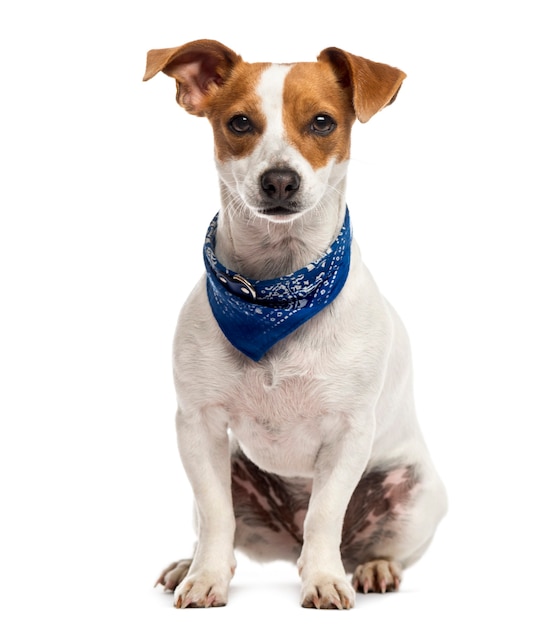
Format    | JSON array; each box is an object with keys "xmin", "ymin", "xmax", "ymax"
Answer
[{"xmin": 160, "ymin": 58, "xmax": 447, "ymax": 610}]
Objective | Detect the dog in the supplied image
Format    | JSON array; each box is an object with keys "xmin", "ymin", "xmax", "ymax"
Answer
[{"xmin": 144, "ymin": 39, "xmax": 447, "ymax": 610}]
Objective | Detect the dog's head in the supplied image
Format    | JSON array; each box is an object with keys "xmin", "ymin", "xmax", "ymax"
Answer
[{"xmin": 144, "ymin": 40, "xmax": 405, "ymax": 223}]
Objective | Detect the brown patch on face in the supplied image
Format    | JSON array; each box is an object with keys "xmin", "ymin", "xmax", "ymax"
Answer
[
  {"xmin": 282, "ymin": 62, "xmax": 356, "ymax": 170},
  {"xmin": 202, "ymin": 62, "xmax": 270, "ymax": 162}
]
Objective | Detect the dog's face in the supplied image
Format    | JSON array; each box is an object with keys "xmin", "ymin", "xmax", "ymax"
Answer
[
  {"xmin": 144, "ymin": 40, "xmax": 406, "ymax": 223},
  {"xmin": 206, "ymin": 61, "xmax": 356, "ymax": 223}
]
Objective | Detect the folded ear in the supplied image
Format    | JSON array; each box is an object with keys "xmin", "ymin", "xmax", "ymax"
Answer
[
  {"xmin": 318, "ymin": 47, "xmax": 406, "ymax": 123},
  {"xmin": 143, "ymin": 39, "xmax": 241, "ymax": 116}
]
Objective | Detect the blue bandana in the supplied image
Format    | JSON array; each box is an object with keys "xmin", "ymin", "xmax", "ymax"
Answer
[{"xmin": 203, "ymin": 209, "xmax": 352, "ymax": 361}]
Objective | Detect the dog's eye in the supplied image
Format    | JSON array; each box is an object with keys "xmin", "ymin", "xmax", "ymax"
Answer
[
  {"xmin": 310, "ymin": 114, "xmax": 336, "ymax": 136},
  {"xmin": 228, "ymin": 115, "xmax": 254, "ymax": 135}
]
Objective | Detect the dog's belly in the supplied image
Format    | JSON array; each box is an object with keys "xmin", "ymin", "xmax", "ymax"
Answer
[
  {"xmin": 228, "ymin": 406, "xmax": 335, "ymax": 477},
  {"xmin": 231, "ymin": 447, "xmax": 422, "ymax": 568},
  {"xmin": 229, "ymin": 420, "xmax": 324, "ymax": 477}
]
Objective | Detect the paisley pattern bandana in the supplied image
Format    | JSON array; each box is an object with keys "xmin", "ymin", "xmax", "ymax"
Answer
[{"xmin": 203, "ymin": 208, "xmax": 352, "ymax": 361}]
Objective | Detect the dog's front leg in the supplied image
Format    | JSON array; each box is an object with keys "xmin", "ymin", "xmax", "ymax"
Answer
[
  {"xmin": 298, "ymin": 422, "xmax": 374, "ymax": 610},
  {"xmin": 173, "ymin": 407, "xmax": 236, "ymax": 608}
]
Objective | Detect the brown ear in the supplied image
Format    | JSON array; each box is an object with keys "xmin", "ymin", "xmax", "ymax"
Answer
[
  {"xmin": 143, "ymin": 39, "xmax": 241, "ymax": 116},
  {"xmin": 318, "ymin": 47, "xmax": 406, "ymax": 123}
]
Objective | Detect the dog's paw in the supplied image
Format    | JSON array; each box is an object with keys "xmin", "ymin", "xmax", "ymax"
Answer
[
  {"xmin": 352, "ymin": 559, "xmax": 402, "ymax": 594},
  {"xmin": 154, "ymin": 559, "xmax": 192, "ymax": 591},
  {"xmin": 301, "ymin": 575, "xmax": 355, "ymax": 609},
  {"xmin": 173, "ymin": 570, "xmax": 231, "ymax": 608}
]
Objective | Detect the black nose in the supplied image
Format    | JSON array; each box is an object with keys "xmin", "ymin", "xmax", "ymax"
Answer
[{"xmin": 260, "ymin": 168, "xmax": 300, "ymax": 201}]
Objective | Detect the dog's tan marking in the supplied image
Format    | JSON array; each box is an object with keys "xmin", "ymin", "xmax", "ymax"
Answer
[
  {"xmin": 282, "ymin": 62, "xmax": 356, "ymax": 170},
  {"xmin": 203, "ymin": 62, "xmax": 270, "ymax": 162}
]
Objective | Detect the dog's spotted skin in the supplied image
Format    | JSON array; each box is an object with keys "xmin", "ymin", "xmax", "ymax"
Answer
[{"xmin": 231, "ymin": 448, "xmax": 420, "ymax": 571}]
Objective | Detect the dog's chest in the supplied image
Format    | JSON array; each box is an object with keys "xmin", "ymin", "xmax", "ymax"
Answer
[{"xmin": 224, "ymin": 349, "xmax": 356, "ymax": 476}]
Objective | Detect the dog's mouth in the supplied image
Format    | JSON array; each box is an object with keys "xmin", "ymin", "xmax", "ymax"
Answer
[
  {"xmin": 261, "ymin": 206, "xmax": 298, "ymax": 217},
  {"xmin": 257, "ymin": 204, "xmax": 306, "ymax": 222}
]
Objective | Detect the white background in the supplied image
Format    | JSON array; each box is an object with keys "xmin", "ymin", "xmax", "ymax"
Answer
[{"xmin": 1, "ymin": 1, "xmax": 552, "ymax": 624}]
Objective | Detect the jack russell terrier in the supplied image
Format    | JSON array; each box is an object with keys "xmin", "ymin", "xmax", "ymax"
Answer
[{"xmin": 144, "ymin": 39, "xmax": 447, "ymax": 610}]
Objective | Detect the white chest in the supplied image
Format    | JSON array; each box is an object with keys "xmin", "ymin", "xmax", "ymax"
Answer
[{"xmin": 223, "ymin": 336, "xmax": 365, "ymax": 477}]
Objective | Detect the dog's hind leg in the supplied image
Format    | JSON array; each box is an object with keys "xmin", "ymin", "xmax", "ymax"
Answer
[
  {"xmin": 155, "ymin": 559, "xmax": 192, "ymax": 592},
  {"xmin": 341, "ymin": 465, "xmax": 447, "ymax": 594}
]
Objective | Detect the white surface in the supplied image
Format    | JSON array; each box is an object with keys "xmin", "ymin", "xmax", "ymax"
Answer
[{"xmin": 1, "ymin": 1, "xmax": 551, "ymax": 623}]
